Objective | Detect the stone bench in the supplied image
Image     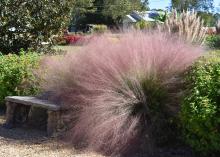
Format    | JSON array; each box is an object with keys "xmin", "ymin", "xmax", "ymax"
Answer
[{"xmin": 4, "ymin": 96, "xmax": 62, "ymax": 137}]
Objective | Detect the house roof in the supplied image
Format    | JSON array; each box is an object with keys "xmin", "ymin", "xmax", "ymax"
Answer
[
  {"xmin": 125, "ymin": 10, "xmax": 165, "ymax": 22},
  {"xmin": 125, "ymin": 15, "xmax": 137, "ymax": 23},
  {"xmin": 142, "ymin": 15, "xmax": 156, "ymax": 22}
]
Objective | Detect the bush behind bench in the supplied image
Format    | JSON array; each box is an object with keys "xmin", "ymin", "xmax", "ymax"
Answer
[{"xmin": 0, "ymin": 51, "xmax": 40, "ymax": 107}]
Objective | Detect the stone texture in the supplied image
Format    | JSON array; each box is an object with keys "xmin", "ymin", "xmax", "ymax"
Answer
[
  {"xmin": 4, "ymin": 96, "xmax": 62, "ymax": 136},
  {"xmin": 28, "ymin": 107, "xmax": 48, "ymax": 130},
  {"xmin": 5, "ymin": 96, "xmax": 60, "ymax": 111}
]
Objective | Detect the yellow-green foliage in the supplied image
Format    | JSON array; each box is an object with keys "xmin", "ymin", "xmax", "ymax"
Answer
[
  {"xmin": 92, "ymin": 24, "xmax": 108, "ymax": 33},
  {"xmin": 0, "ymin": 51, "xmax": 40, "ymax": 106},
  {"xmin": 135, "ymin": 20, "xmax": 156, "ymax": 30},
  {"xmin": 181, "ymin": 54, "xmax": 220, "ymax": 155}
]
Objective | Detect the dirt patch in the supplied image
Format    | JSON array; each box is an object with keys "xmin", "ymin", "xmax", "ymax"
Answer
[
  {"xmin": 0, "ymin": 110, "xmax": 195, "ymax": 157},
  {"xmin": 0, "ymin": 111, "xmax": 104, "ymax": 157}
]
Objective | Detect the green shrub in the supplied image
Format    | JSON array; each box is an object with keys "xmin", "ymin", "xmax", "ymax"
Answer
[
  {"xmin": 0, "ymin": 51, "xmax": 41, "ymax": 106},
  {"xmin": 0, "ymin": 0, "xmax": 73, "ymax": 54},
  {"xmin": 135, "ymin": 20, "xmax": 156, "ymax": 30},
  {"xmin": 181, "ymin": 55, "xmax": 220, "ymax": 155},
  {"xmin": 206, "ymin": 35, "xmax": 220, "ymax": 49},
  {"xmin": 92, "ymin": 24, "xmax": 108, "ymax": 33}
]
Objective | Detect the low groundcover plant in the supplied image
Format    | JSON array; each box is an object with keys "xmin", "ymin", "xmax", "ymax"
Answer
[{"xmin": 40, "ymin": 30, "xmax": 203, "ymax": 156}]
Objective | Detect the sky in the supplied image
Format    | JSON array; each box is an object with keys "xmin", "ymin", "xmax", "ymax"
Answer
[
  {"xmin": 149, "ymin": 0, "xmax": 220, "ymax": 12},
  {"xmin": 149, "ymin": 0, "xmax": 170, "ymax": 10}
]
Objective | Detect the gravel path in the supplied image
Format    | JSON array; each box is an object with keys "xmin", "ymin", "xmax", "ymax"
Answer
[
  {"xmin": 0, "ymin": 110, "xmax": 195, "ymax": 157},
  {"xmin": 0, "ymin": 111, "xmax": 104, "ymax": 157}
]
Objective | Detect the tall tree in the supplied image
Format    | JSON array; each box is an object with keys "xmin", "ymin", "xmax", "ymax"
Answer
[
  {"xmin": 171, "ymin": 0, "xmax": 214, "ymax": 11},
  {"xmin": 72, "ymin": 0, "xmax": 95, "ymax": 25},
  {"xmin": 102, "ymin": 0, "xmax": 149, "ymax": 23},
  {"xmin": 80, "ymin": 0, "xmax": 149, "ymax": 25},
  {"xmin": 197, "ymin": 12, "xmax": 216, "ymax": 26}
]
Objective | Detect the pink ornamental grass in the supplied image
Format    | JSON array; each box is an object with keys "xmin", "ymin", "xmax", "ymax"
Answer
[{"xmin": 40, "ymin": 30, "xmax": 203, "ymax": 156}]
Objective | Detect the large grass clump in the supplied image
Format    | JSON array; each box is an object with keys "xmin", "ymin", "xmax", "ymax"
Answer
[{"xmin": 40, "ymin": 31, "xmax": 203, "ymax": 156}]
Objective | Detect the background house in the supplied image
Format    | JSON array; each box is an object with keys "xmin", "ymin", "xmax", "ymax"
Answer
[{"xmin": 123, "ymin": 10, "xmax": 165, "ymax": 29}]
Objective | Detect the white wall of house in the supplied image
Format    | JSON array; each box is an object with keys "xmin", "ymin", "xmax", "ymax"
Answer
[
  {"xmin": 122, "ymin": 11, "xmax": 158, "ymax": 29},
  {"xmin": 123, "ymin": 15, "xmax": 137, "ymax": 30}
]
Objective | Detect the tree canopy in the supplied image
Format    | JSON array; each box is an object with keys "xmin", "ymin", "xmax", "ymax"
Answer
[
  {"xmin": 102, "ymin": 0, "xmax": 148, "ymax": 22},
  {"xmin": 0, "ymin": 0, "xmax": 74, "ymax": 54},
  {"xmin": 197, "ymin": 12, "xmax": 216, "ymax": 26},
  {"xmin": 72, "ymin": 0, "xmax": 95, "ymax": 23},
  {"xmin": 171, "ymin": 0, "xmax": 214, "ymax": 11},
  {"xmin": 72, "ymin": 0, "xmax": 149, "ymax": 27}
]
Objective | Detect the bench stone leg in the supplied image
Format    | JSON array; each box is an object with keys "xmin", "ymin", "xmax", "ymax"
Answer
[
  {"xmin": 47, "ymin": 111, "xmax": 60, "ymax": 137},
  {"xmin": 4, "ymin": 102, "xmax": 17, "ymax": 129}
]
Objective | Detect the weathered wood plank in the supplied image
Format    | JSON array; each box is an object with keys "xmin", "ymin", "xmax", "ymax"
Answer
[{"xmin": 5, "ymin": 96, "xmax": 60, "ymax": 111}]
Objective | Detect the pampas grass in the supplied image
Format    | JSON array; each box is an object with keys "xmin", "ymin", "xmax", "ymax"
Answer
[
  {"xmin": 163, "ymin": 9, "xmax": 206, "ymax": 45},
  {"xmin": 40, "ymin": 30, "xmax": 203, "ymax": 156}
]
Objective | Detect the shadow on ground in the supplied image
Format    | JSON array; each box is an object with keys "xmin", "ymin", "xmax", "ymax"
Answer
[
  {"xmin": 0, "ymin": 110, "xmax": 47, "ymax": 142},
  {"xmin": 0, "ymin": 109, "xmax": 104, "ymax": 157},
  {"xmin": 0, "ymin": 109, "xmax": 195, "ymax": 157}
]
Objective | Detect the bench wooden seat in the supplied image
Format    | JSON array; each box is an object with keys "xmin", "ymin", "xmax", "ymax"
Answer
[{"xmin": 4, "ymin": 96, "xmax": 62, "ymax": 137}]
